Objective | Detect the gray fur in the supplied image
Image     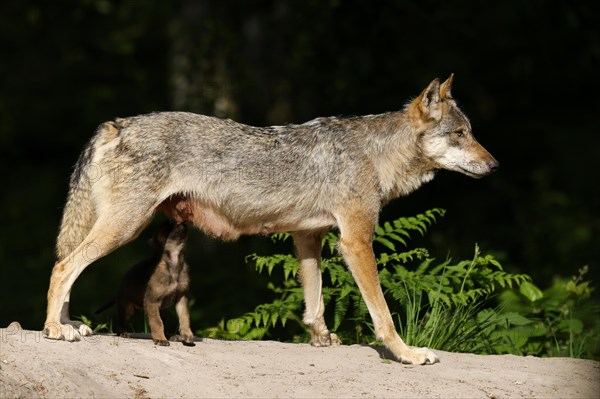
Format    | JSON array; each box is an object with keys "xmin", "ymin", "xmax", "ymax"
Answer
[{"xmin": 45, "ymin": 75, "xmax": 498, "ymax": 365}]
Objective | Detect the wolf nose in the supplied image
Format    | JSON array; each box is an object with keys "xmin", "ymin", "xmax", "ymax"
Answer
[{"xmin": 489, "ymin": 159, "xmax": 500, "ymax": 172}]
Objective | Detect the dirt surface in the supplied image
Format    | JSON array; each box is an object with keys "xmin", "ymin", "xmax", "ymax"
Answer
[{"xmin": 1, "ymin": 322, "xmax": 598, "ymax": 398}]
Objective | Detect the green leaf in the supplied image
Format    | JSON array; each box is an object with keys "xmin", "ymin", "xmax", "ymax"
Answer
[
  {"xmin": 374, "ymin": 236, "xmax": 395, "ymax": 251},
  {"xmin": 519, "ymin": 281, "xmax": 544, "ymax": 302},
  {"xmin": 558, "ymin": 318, "xmax": 584, "ymax": 334},
  {"xmin": 488, "ymin": 257, "xmax": 503, "ymax": 270},
  {"xmin": 387, "ymin": 233, "xmax": 407, "ymax": 246},
  {"xmin": 340, "ymin": 284, "xmax": 353, "ymax": 299},
  {"xmin": 384, "ymin": 221, "xmax": 393, "ymax": 233},
  {"xmin": 379, "ymin": 252, "xmax": 390, "ymax": 266},
  {"xmin": 253, "ymin": 312, "xmax": 261, "ymax": 326},
  {"xmin": 78, "ymin": 314, "xmax": 92, "ymax": 327},
  {"xmin": 501, "ymin": 312, "xmax": 533, "ymax": 326},
  {"xmin": 325, "ymin": 232, "xmax": 338, "ymax": 253}
]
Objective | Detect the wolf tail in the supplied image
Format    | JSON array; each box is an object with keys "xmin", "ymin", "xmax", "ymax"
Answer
[{"xmin": 55, "ymin": 121, "xmax": 120, "ymax": 261}]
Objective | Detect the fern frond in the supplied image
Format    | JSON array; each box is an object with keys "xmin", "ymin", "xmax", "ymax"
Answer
[{"xmin": 208, "ymin": 208, "xmax": 539, "ymax": 358}]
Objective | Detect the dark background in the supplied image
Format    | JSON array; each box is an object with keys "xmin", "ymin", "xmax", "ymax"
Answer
[{"xmin": 1, "ymin": 0, "xmax": 598, "ymax": 332}]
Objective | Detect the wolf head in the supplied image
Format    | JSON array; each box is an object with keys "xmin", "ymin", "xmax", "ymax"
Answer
[
  {"xmin": 150, "ymin": 220, "xmax": 188, "ymax": 252},
  {"xmin": 148, "ymin": 220, "xmax": 188, "ymax": 269},
  {"xmin": 408, "ymin": 74, "xmax": 499, "ymax": 179}
]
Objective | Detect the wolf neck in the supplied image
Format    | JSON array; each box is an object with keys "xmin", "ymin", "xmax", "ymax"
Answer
[{"xmin": 361, "ymin": 112, "xmax": 436, "ymax": 203}]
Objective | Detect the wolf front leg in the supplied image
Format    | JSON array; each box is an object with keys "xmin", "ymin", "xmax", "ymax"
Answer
[
  {"xmin": 293, "ymin": 230, "xmax": 340, "ymax": 347},
  {"xmin": 145, "ymin": 299, "xmax": 169, "ymax": 346},
  {"xmin": 336, "ymin": 206, "xmax": 439, "ymax": 365},
  {"xmin": 172, "ymin": 295, "xmax": 196, "ymax": 346}
]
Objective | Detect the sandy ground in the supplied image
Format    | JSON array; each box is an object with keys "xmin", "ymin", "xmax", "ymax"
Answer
[{"xmin": 1, "ymin": 322, "xmax": 598, "ymax": 399}]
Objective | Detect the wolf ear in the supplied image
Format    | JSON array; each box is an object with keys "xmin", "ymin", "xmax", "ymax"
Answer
[
  {"xmin": 412, "ymin": 78, "xmax": 442, "ymax": 121},
  {"xmin": 440, "ymin": 73, "xmax": 454, "ymax": 99},
  {"xmin": 422, "ymin": 78, "xmax": 441, "ymax": 106}
]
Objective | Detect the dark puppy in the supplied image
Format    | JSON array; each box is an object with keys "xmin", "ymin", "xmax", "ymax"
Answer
[{"xmin": 99, "ymin": 221, "xmax": 195, "ymax": 346}]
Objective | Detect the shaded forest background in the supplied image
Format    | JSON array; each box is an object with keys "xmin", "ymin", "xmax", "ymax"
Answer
[{"xmin": 0, "ymin": 0, "xmax": 598, "ymax": 333}]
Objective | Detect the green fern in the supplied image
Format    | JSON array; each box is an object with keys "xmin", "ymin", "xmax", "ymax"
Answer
[
  {"xmin": 202, "ymin": 208, "xmax": 536, "ymax": 353},
  {"xmin": 199, "ymin": 282, "xmax": 305, "ymax": 340},
  {"xmin": 246, "ymin": 253, "xmax": 299, "ymax": 280}
]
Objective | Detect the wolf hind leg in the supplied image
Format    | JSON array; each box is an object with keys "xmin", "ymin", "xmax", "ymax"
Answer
[
  {"xmin": 293, "ymin": 230, "xmax": 340, "ymax": 347},
  {"xmin": 58, "ymin": 290, "xmax": 92, "ymax": 336},
  {"xmin": 44, "ymin": 204, "xmax": 155, "ymax": 341}
]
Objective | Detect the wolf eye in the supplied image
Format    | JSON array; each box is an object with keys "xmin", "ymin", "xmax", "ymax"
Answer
[{"xmin": 454, "ymin": 129, "xmax": 465, "ymax": 137}]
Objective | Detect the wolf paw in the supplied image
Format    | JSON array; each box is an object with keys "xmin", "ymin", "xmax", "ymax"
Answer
[
  {"xmin": 153, "ymin": 339, "xmax": 170, "ymax": 346},
  {"xmin": 65, "ymin": 320, "xmax": 93, "ymax": 337},
  {"xmin": 308, "ymin": 320, "xmax": 341, "ymax": 347},
  {"xmin": 311, "ymin": 331, "xmax": 341, "ymax": 347},
  {"xmin": 401, "ymin": 346, "xmax": 439, "ymax": 365},
  {"xmin": 43, "ymin": 322, "xmax": 91, "ymax": 341},
  {"xmin": 169, "ymin": 334, "xmax": 196, "ymax": 347}
]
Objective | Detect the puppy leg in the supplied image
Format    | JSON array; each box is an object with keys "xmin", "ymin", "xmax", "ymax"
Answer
[
  {"xmin": 170, "ymin": 295, "xmax": 195, "ymax": 346},
  {"xmin": 117, "ymin": 301, "xmax": 136, "ymax": 338},
  {"xmin": 144, "ymin": 299, "xmax": 169, "ymax": 346}
]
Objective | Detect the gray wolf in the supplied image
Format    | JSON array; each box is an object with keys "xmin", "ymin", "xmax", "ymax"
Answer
[
  {"xmin": 43, "ymin": 74, "xmax": 498, "ymax": 365},
  {"xmin": 95, "ymin": 220, "xmax": 195, "ymax": 346}
]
